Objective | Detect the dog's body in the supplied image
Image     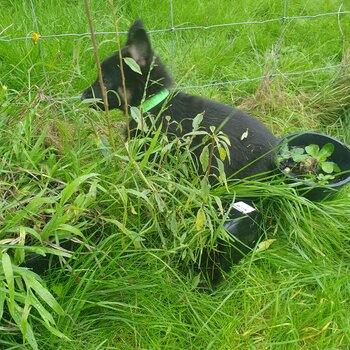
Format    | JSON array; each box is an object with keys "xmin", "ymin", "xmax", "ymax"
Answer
[
  {"xmin": 82, "ymin": 19, "xmax": 276, "ymax": 179},
  {"xmin": 82, "ymin": 19, "xmax": 277, "ymax": 285}
]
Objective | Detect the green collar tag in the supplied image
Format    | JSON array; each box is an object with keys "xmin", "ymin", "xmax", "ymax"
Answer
[{"xmin": 141, "ymin": 88, "xmax": 170, "ymax": 112}]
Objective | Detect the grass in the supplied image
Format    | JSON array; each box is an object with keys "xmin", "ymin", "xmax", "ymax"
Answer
[{"xmin": 1, "ymin": 0, "xmax": 350, "ymax": 349}]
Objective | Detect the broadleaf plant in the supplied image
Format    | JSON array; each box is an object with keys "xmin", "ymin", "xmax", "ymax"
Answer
[{"xmin": 278, "ymin": 142, "xmax": 341, "ymax": 184}]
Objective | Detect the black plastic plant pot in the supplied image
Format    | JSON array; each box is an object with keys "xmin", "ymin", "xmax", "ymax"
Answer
[
  {"xmin": 276, "ymin": 132, "xmax": 350, "ymax": 201},
  {"xmin": 200, "ymin": 200, "xmax": 262, "ymax": 286}
]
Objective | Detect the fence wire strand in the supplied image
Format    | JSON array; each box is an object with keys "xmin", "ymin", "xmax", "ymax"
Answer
[
  {"xmin": 1, "ymin": 11, "xmax": 350, "ymax": 43},
  {"xmin": 1, "ymin": 3, "xmax": 349, "ymax": 103}
]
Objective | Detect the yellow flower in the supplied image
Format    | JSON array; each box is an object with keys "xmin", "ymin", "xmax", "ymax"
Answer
[
  {"xmin": 32, "ymin": 32, "xmax": 41, "ymax": 44},
  {"xmin": 2, "ymin": 85, "xmax": 7, "ymax": 92}
]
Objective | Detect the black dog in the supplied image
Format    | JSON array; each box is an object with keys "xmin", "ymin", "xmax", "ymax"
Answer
[
  {"xmin": 82, "ymin": 19, "xmax": 276, "ymax": 180},
  {"xmin": 81, "ymin": 19, "xmax": 276, "ymax": 286}
]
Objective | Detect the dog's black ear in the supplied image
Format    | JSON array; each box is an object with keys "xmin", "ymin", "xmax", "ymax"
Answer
[
  {"xmin": 126, "ymin": 19, "xmax": 152, "ymax": 67},
  {"xmin": 127, "ymin": 19, "xmax": 145, "ymax": 37}
]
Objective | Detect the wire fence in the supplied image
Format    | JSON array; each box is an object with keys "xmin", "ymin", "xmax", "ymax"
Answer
[{"xmin": 0, "ymin": 0, "xmax": 350, "ymax": 103}]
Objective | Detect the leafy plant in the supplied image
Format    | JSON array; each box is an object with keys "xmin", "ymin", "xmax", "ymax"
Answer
[
  {"xmin": 0, "ymin": 252, "xmax": 68, "ymax": 350},
  {"xmin": 185, "ymin": 113, "xmax": 231, "ymax": 185},
  {"xmin": 278, "ymin": 143, "xmax": 341, "ymax": 184},
  {"xmin": 0, "ymin": 98, "xmax": 103, "ymax": 349}
]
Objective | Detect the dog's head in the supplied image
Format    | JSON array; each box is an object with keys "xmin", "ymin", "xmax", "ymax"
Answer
[{"xmin": 82, "ymin": 19, "xmax": 172, "ymax": 110}]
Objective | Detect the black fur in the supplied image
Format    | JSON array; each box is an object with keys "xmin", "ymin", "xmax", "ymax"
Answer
[{"xmin": 82, "ymin": 19, "xmax": 277, "ymax": 180}]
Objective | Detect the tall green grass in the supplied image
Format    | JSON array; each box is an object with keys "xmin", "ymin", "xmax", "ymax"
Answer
[{"xmin": 1, "ymin": 0, "xmax": 350, "ymax": 349}]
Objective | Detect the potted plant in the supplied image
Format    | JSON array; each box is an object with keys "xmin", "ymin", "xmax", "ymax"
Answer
[{"xmin": 276, "ymin": 132, "xmax": 350, "ymax": 201}]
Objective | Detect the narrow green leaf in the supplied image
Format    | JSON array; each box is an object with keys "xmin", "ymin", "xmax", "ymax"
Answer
[
  {"xmin": 192, "ymin": 113, "xmax": 203, "ymax": 131},
  {"xmin": 22, "ymin": 247, "xmax": 72, "ymax": 258},
  {"xmin": 26, "ymin": 197, "xmax": 56, "ymax": 214},
  {"xmin": 160, "ymin": 141, "xmax": 174, "ymax": 158},
  {"xmin": 8, "ymin": 301, "xmax": 38, "ymax": 349},
  {"xmin": 154, "ymin": 192, "xmax": 165, "ymax": 212},
  {"xmin": 130, "ymin": 106, "xmax": 147, "ymax": 132},
  {"xmin": 30, "ymin": 125, "xmax": 48, "ymax": 163},
  {"xmin": 139, "ymin": 123, "xmax": 162, "ymax": 170},
  {"xmin": 0, "ymin": 281, "xmax": 6, "ymax": 320},
  {"xmin": 191, "ymin": 273, "xmax": 201, "ymax": 289},
  {"xmin": 218, "ymin": 145, "xmax": 227, "ymax": 161},
  {"xmin": 2, "ymin": 253, "xmax": 14, "ymax": 315},
  {"xmin": 20, "ymin": 292, "xmax": 32, "ymax": 339},
  {"xmin": 25, "ymin": 321, "xmax": 39, "ymax": 350},
  {"xmin": 60, "ymin": 173, "xmax": 98, "ymax": 205},
  {"xmin": 170, "ymin": 211, "xmax": 178, "ymax": 233},
  {"xmin": 41, "ymin": 210, "xmax": 68, "ymax": 240},
  {"xmin": 29, "ymin": 290, "xmax": 55, "ymax": 326},
  {"xmin": 218, "ymin": 133, "xmax": 231, "ymax": 146},
  {"xmin": 184, "ymin": 130, "xmax": 210, "ymax": 137},
  {"xmin": 256, "ymin": 239, "xmax": 276, "ymax": 253},
  {"xmin": 24, "ymin": 275, "xmax": 64, "ymax": 315},
  {"xmin": 1, "ymin": 197, "xmax": 55, "ymax": 234},
  {"xmin": 200, "ymin": 177, "xmax": 210, "ymax": 201},
  {"xmin": 13, "ymin": 226, "xmax": 26, "ymax": 265},
  {"xmin": 23, "ymin": 227, "xmax": 42, "ymax": 241},
  {"xmin": 101, "ymin": 218, "xmax": 142, "ymax": 249},
  {"xmin": 199, "ymin": 145, "xmax": 209, "ymax": 172},
  {"xmin": 87, "ymin": 179, "xmax": 98, "ymax": 203},
  {"xmin": 213, "ymin": 196, "xmax": 224, "ymax": 216},
  {"xmin": 195, "ymin": 207, "xmax": 206, "ymax": 231},
  {"xmin": 125, "ymin": 188, "xmax": 153, "ymax": 208},
  {"xmin": 37, "ymin": 317, "xmax": 69, "ymax": 339},
  {"xmin": 130, "ymin": 106, "xmax": 142, "ymax": 122},
  {"xmin": 124, "ymin": 57, "xmax": 142, "ymax": 74},
  {"xmin": 217, "ymin": 158, "xmax": 227, "ymax": 186},
  {"xmin": 58, "ymin": 223, "xmax": 85, "ymax": 239}
]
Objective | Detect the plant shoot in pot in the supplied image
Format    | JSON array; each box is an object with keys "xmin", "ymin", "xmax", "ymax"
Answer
[{"xmin": 277, "ymin": 143, "xmax": 341, "ymax": 184}]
